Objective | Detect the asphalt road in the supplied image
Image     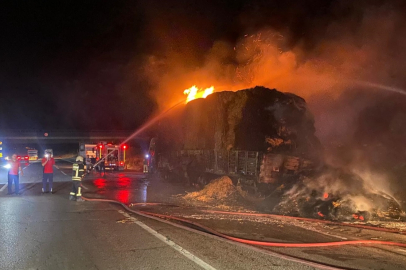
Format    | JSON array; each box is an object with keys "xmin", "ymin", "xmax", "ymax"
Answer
[
  {"xmin": 0, "ymin": 160, "xmax": 315, "ymax": 270},
  {"xmin": 1, "ymin": 160, "xmax": 406, "ymax": 270}
]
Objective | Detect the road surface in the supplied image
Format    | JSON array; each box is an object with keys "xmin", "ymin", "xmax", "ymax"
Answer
[{"xmin": 0, "ymin": 160, "xmax": 405, "ymax": 270}]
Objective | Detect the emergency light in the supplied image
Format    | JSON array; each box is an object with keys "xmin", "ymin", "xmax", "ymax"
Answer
[{"xmin": 3, "ymin": 164, "xmax": 11, "ymax": 169}]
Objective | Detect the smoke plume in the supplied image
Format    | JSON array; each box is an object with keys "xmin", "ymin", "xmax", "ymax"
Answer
[{"xmin": 136, "ymin": 1, "xmax": 406, "ymax": 203}]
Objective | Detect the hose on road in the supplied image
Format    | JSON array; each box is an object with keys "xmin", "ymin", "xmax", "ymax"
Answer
[
  {"xmin": 82, "ymin": 197, "xmax": 406, "ymax": 249},
  {"xmin": 202, "ymin": 210, "xmax": 406, "ymax": 236},
  {"xmin": 82, "ymin": 197, "xmax": 348, "ymax": 270}
]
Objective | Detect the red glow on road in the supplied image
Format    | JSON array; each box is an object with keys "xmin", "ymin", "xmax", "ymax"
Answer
[
  {"xmin": 117, "ymin": 177, "xmax": 131, "ymax": 188},
  {"xmin": 94, "ymin": 178, "xmax": 107, "ymax": 189},
  {"xmin": 116, "ymin": 190, "xmax": 130, "ymax": 204},
  {"xmin": 323, "ymin": 193, "xmax": 328, "ymax": 199}
]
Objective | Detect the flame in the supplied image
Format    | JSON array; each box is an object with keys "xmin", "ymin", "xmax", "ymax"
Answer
[
  {"xmin": 317, "ymin": 211, "xmax": 325, "ymax": 217},
  {"xmin": 184, "ymin": 85, "xmax": 214, "ymax": 103}
]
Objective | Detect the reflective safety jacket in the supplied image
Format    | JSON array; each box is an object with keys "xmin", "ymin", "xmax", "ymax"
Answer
[{"xmin": 72, "ymin": 163, "xmax": 85, "ymax": 181}]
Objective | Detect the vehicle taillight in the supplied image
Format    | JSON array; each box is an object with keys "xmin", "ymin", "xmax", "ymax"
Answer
[
  {"xmin": 17, "ymin": 156, "xmax": 21, "ymax": 160},
  {"xmin": 25, "ymin": 156, "xmax": 29, "ymax": 160}
]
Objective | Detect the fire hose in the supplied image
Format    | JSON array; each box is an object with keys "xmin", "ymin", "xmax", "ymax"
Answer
[
  {"xmin": 81, "ymin": 197, "xmax": 406, "ymax": 249},
  {"xmin": 201, "ymin": 210, "xmax": 406, "ymax": 236},
  {"xmin": 89, "ymin": 149, "xmax": 117, "ymax": 171}
]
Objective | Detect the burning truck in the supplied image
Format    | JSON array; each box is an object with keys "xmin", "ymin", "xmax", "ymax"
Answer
[{"xmin": 152, "ymin": 86, "xmax": 403, "ymax": 221}]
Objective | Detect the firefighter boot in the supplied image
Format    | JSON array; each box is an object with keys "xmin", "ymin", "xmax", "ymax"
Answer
[
  {"xmin": 69, "ymin": 195, "xmax": 76, "ymax": 201},
  {"xmin": 76, "ymin": 187, "xmax": 84, "ymax": 202}
]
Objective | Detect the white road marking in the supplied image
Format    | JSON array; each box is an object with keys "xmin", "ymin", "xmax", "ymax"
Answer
[
  {"xmin": 118, "ymin": 210, "xmax": 217, "ymax": 270},
  {"xmin": 0, "ymin": 184, "xmax": 8, "ymax": 192},
  {"xmin": 61, "ymin": 171, "xmax": 67, "ymax": 176}
]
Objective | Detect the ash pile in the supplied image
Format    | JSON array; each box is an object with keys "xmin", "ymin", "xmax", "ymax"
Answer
[{"xmin": 154, "ymin": 86, "xmax": 404, "ymax": 221}]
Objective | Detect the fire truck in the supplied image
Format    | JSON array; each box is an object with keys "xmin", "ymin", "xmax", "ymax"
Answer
[
  {"xmin": 27, "ymin": 149, "xmax": 38, "ymax": 161},
  {"xmin": 95, "ymin": 142, "xmax": 127, "ymax": 171}
]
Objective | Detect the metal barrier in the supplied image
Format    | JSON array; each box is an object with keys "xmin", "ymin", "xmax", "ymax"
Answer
[{"xmin": 158, "ymin": 150, "xmax": 314, "ymax": 183}]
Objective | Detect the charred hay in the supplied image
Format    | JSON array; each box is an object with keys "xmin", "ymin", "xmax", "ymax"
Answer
[{"xmin": 157, "ymin": 86, "xmax": 322, "ymax": 161}]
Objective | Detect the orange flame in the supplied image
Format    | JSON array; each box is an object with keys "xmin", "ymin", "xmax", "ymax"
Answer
[{"xmin": 184, "ymin": 85, "xmax": 214, "ymax": 103}]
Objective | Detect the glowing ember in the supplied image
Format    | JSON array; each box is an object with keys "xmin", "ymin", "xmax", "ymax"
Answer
[{"xmin": 184, "ymin": 85, "xmax": 214, "ymax": 103}]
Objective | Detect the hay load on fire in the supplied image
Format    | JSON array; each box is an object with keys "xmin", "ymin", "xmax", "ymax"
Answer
[{"xmin": 154, "ymin": 86, "xmax": 404, "ymax": 220}]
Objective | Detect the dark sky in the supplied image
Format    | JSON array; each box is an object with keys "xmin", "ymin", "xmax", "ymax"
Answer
[{"xmin": 0, "ymin": 0, "xmax": 404, "ymax": 132}]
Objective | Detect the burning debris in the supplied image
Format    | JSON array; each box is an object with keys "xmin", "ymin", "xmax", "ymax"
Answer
[{"xmin": 274, "ymin": 167, "xmax": 404, "ymax": 221}]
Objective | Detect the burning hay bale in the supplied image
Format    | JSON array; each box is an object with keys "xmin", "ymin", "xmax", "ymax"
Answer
[
  {"xmin": 157, "ymin": 86, "xmax": 322, "ymax": 161},
  {"xmin": 183, "ymin": 176, "xmax": 240, "ymax": 203}
]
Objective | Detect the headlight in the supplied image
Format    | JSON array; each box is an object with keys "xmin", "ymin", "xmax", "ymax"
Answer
[{"xmin": 3, "ymin": 164, "xmax": 11, "ymax": 169}]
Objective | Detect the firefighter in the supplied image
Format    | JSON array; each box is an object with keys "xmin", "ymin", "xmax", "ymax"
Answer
[
  {"xmin": 143, "ymin": 154, "xmax": 149, "ymax": 173},
  {"xmin": 98, "ymin": 156, "xmax": 105, "ymax": 176},
  {"xmin": 70, "ymin": 156, "xmax": 85, "ymax": 202}
]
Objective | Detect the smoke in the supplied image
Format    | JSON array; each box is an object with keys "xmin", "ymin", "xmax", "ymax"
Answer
[
  {"xmin": 137, "ymin": 1, "xmax": 406, "ymax": 200},
  {"xmin": 141, "ymin": 1, "xmax": 406, "ymax": 130},
  {"xmin": 274, "ymin": 166, "xmax": 403, "ymax": 220}
]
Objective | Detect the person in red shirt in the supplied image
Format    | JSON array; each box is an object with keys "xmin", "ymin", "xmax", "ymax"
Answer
[
  {"xmin": 8, "ymin": 153, "xmax": 23, "ymax": 195},
  {"xmin": 41, "ymin": 151, "xmax": 55, "ymax": 193}
]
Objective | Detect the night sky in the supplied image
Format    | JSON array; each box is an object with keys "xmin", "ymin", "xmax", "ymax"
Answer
[{"xmin": 1, "ymin": 0, "xmax": 405, "ymax": 133}]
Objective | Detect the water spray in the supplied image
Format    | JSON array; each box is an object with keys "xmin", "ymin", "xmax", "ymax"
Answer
[
  {"xmin": 121, "ymin": 99, "xmax": 186, "ymax": 145},
  {"xmin": 85, "ymin": 99, "xmax": 187, "ymax": 175},
  {"xmin": 354, "ymin": 80, "xmax": 406, "ymax": 97}
]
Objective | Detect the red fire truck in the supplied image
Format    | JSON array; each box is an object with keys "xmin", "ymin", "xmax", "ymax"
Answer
[{"xmin": 95, "ymin": 142, "xmax": 127, "ymax": 171}]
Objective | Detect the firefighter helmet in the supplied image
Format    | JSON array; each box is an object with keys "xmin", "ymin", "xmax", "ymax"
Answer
[{"xmin": 76, "ymin": 156, "xmax": 84, "ymax": 162}]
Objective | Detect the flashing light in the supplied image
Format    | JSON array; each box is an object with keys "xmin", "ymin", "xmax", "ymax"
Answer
[
  {"xmin": 3, "ymin": 164, "xmax": 11, "ymax": 169},
  {"xmin": 123, "ymin": 145, "xmax": 127, "ymax": 149},
  {"xmin": 145, "ymin": 154, "xmax": 149, "ymax": 158},
  {"xmin": 24, "ymin": 156, "xmax": 29, "ymax": 160},
  {"xmin": 45, "ymin": 154, "xmax": 49, "ymax": 158},
  {"xmin": 120, "ymin": 161, "xmax": 124, "ymax": 166},
  {"xmin": 99, "ymin": 145, "xmax": 103, "ymax": 149}
]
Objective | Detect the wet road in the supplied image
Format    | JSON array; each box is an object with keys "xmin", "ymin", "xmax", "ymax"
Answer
[
  {"xmin": 0, "ymin": 160, "xmax": 315, "ymax": 270},
  {"xmin": 1, "ymin": 160, "xmax": 406, "ymax": 270}
]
